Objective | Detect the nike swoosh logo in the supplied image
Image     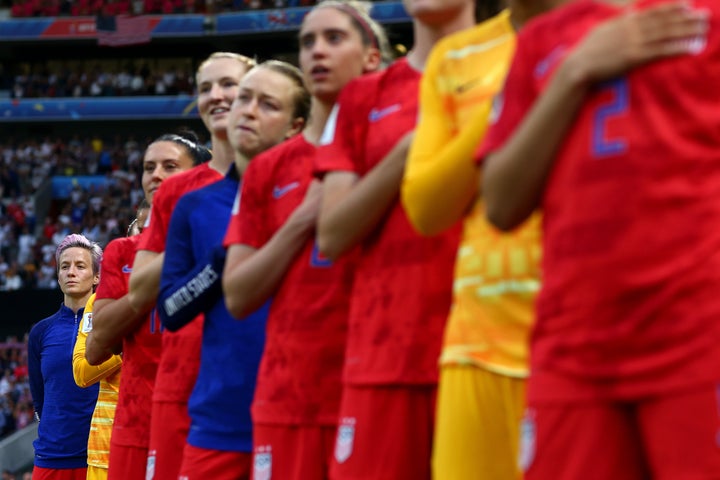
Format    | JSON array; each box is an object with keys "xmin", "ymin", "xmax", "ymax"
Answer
[
  {"xmin": 122, "ymin": 265, "xmax": 132, "ymax": 273},
  {"xmin": 456, "ymin": 77, "xmax": 483, "ymax": 94},
  {"xmin": 272, "ymin": 182, "xmax": 300, "ymax": 199},
  {"xmin": 369, "ymin": 104, "xmax": 401, "ymax": 122}
]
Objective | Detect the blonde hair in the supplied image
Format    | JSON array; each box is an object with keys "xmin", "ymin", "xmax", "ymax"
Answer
[
  {"xmin": 256, "ymin": 60, "xmax": 312, "ymax": 122},
  {"xmin": 196, "ymin": 52, "xmax": 257, "ymax": 84},
  {"xmin": 313, "ymin": 0, "xmax": 395, "ymax": 65}
]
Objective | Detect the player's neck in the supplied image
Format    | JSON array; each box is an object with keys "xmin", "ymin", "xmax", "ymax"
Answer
[
  {"xmin": 64, "ymin": 292, "xmax": 91, "ymax": 315},
  {"xmin": 303, "ymin": 97, "xmax": 334, "ymax": 146},
  {"xmin": 510, "ymin": 0, "xmax": 570, "ymax": 29},
  {"xmin": 208, "ymin": 136, "xmax": 234, "ymax": 174},
  {"xmin": 234, "ymin": 153, "xmax": 250, "ymax": 176},
  {"xmin": 408, "ymin": 9, "xmax": 475, "ymax": 71}
]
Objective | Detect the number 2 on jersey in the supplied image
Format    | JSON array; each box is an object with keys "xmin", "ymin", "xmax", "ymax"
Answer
[{"xmin": 592, "ymin": 78, "xmax": 629, "ymax": 158}]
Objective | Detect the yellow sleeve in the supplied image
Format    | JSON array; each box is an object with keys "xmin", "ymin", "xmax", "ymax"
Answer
[
  {"xmin": 402, "ymin": 42, "xmax": 492, "ymax": 236},
  {"xmin": 72, "ymin": 293, "xmax": 122, "ymax": 388}
]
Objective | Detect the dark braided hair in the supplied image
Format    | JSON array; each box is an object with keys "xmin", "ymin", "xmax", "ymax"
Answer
[{"xmin": 152, "ymin": 129, "xmax": 212, "ymax": 165}]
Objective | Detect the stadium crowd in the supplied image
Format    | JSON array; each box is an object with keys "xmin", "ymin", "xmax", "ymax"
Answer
[
  {"xmin": 9, "ymin": 63, "xmax": 196, "ymax": 99},
  {"xmin": 9, "ymin": 0, "xmax": 319, "ymax": 18},
  {"xmin": 0, "ymin": 340, "xmax": 33, "ymax": 441},
  {"xmin": 1, "ymin": 134, "xmax": 158, "ymax": 290}
]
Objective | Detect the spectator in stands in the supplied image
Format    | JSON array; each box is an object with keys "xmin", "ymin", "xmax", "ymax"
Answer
[
  {"xmin": 2, "ymin": 263, "xmax": 22, "ymax": 291},
  {"xmin": 28, "ymin": 234, "xmax": 102, "ymax": 480},
  {"xmin": 0, "ymin": 371, "xmax": 11, "ymax": 397},
  {"xmin": 36, "ymin": 260, "xmax": 57, "ymax": 289},
  {"xmin": 16, "ymin": 227, "xmax": 35, "ymax": 266},
  {"xmin": 14, "ymin": 400, "xmax": 32, "ymax": 430}
]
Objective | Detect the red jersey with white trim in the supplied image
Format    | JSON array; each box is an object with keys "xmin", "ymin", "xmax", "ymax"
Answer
[
  {"xmin": 478, "ymin": 0, "xmax": 720, "ymax": 402},
  {"xmin": 139, "ymin": 163, "xmax": 222, "ymax": 403},
  {"xmin": 95, "ymin": 234, "xmax": 161, "ymax": 447},
  {"xmin": 224, "ymin": 135, "xmax": 352, "ymax": 426},
  {"xmin": 315, "ymin": 58, "xmax": 460, "ymax": 386}
]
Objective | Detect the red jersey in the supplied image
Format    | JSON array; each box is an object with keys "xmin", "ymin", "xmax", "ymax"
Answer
[
  {"xmin": 139, "ymin": 162, "xmax": 222, "ymax": 253},
  {"xmin": 224, "ymin": 135, "xmax": 353, "ymax": 426},
  {"xmin": 95, "ymin": 234, "xmax": 161, "ymax": 447},
  {"xmin": 139, "ymin": 163, "xmax": 222, "ymax": 403},
  {"xmin": 315, "ymin": 58, "xmax": 460, "ymax": 386},
  {"xmin": 478, "ymin": 0, "xmax": 720, "ymax": 402}
]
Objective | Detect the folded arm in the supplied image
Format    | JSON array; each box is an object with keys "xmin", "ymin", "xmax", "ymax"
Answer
[
  {"xmin": 223, "ymin": 181, "xmax": 321, "ymax": 318},
  {"xmin": 317, "ymin": 132, "xmax": 413, "ymax": 260},
  {"xmin": 483, "ymin": 3, "xmax": 708, "ymax": 230}
]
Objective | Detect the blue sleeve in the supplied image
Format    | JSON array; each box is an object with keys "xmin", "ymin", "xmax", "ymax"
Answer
[
  {"xmin": 158, "ymin": 200, "xmax": 225, "ymax": 332},
  {"xmin": 28, "ymin": 321, "xmax": 46, "ymax": 420}
]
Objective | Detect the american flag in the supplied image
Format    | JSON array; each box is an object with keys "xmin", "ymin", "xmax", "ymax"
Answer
[{"xmin": 96, "ymin": 14, "xmax": 152, "ymax": 47}]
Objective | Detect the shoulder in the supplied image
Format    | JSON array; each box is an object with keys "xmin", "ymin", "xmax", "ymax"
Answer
[
  {"xmin": 334, "ymin": 60, "xmax": 413, "ymax": 113},
  {"xmin": 252, "ymin": 135, "xmax": 311, "ymax": 170},
  {"xmin": 29, "ymin": 314, "xmax": 56, "ymax": 344},
  {"xmin": 520, "ymin": 1, "xmax": 606, "ymax": 40},
  {"xmin": 344, "ymin": 66, "xmax": 388, "ymax": 91},
  {"xmin": 155, "ymin": 164, "xmax": 214, "ymax": 203},
  {"xmin": 104, "ymin": 236, "xmax": 134, "ymax": 256},
  {"xmin": 180, "ymin": 177, "xmax": 216, "ymax": 201},
  {"xmin": 169, "ymin": 163, "xmax": 211, "ymax": 185},
  {"xmin": 432, "ymin": 9, "xmax": 514, "ymax": 62},
  {"xmin": 338, "ymin": 66, "xmax": 391, "ymax": 104}
]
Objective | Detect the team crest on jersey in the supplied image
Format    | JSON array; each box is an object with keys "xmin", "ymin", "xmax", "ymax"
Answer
[
  {"xmin": 518, "ymin": 409, "xmax": 536, "ymax": 472},
  {"xmin": 81, "ymin": 312, "xmax": 93, "ymax": 333},
  {"xmin": 145, "ymin": 450, "xmax": 156, "ymax": 480},
  {"xmin": 334, "ymin": 417, "xmax": 356, "ymax": 464},
  {"xmin": 253, "ymin": 449, "xmax": 272, "ymax": 480}
]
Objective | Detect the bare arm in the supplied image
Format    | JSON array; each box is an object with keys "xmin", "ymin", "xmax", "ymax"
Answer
[
  {"xmin": 223, "ymin": 181, "xmax": 321, "ymax": 318},
  {"xmin": 483, "ymin": 3, "xmax": 709, "ymax": 230},
  {"xmin": 85, "ymin": 296, "xmax": 150, "ymax": 365},
  {"xmin": 128, "ymin": 250, "xmax": 164, "ymax": 313},
  {"xmin": 317, "ymin": 132, "xmax": 413, "ymax": 260}
]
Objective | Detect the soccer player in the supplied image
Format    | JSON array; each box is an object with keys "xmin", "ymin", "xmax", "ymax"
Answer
[
  {"xmin": 479, "ymin": 2, "xmax": 717, "ymax": 478},
  {"xmin": 28, "ymin": 234, "xmax": 102, "ymax": 480},
  {"xmin": 85, "ymin": 132, "xmax": 205, "ymax": 480},
  {"xmin": 222, "ymin": 2, "xmax": 390, "ymax": 478},
  {"xmin": 127, "ymin": 52, "xmax": 254, "ymax": 480},
  {"xmin": 313, "ymin": 0, "xmax": 485, "ymax": 477},
  {"xmin": 71, "ymin": 201, "xmax": 149, "ymax": 480},
  {"xmin": 73, "ymin": 293, "xmax": 120, "ymax": 480},
  {"xmin": 156, "ymin": 60, "xmax": 310, "ymax": 480},
  {"xmin": 399, "ymin": 0, "xmax": 560, "ymax": 477}
]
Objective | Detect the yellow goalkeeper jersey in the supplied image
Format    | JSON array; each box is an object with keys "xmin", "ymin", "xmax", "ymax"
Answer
[
  {"xmin": 72, "ymin": 293, "xmax": 122, "ymax": 469},
  {"xmin": 403, "ymin": 10, "xmax": 540, "ymax": 377}
]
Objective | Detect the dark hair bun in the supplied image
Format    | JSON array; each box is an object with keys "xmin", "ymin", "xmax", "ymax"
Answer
[{"xmin": 153, "ymin": 129, "xmax": 213, "ymax": 165}]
